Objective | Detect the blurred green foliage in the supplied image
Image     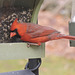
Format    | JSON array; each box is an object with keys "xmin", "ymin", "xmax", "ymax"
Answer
[
  {"xmin": 0, "ymin": 59, "xmax": 27, "ymax": 72},
  {"xmin": 40, "ymin": 56, "xmax": 75, "ymax": 75},
  {"xmin": 0, "ymin": 56, "xmax": 75, "ymax": 75}
]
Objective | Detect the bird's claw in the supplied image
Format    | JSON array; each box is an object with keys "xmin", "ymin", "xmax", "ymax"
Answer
[
  {"xmin": 27, "ymin": 43, "xmax": 40, "ymax": 48},
  {"xmin": 27, "ymin": 43, "xmax": 31, "ymax": 48}
]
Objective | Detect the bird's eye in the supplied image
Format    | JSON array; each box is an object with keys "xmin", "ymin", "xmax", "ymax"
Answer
[{"xmin": 8, "ymin": 30, "xmax": 11, "ymax": 32}]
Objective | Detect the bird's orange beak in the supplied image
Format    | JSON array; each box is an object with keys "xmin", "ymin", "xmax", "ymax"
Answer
[{"xmin": 10, "ymin": 32, "xmax": 16, "ymax": 38}]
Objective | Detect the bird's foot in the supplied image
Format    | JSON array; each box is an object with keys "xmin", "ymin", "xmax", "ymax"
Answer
[{"xmin": 27, "ymin": 43, "xmax": 41, "ymax": 48}]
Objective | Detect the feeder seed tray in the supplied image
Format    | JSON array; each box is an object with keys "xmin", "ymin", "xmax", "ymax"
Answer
[{"xmin": 0, "ymin": 7, "xmax": 33, "ymax": 43}]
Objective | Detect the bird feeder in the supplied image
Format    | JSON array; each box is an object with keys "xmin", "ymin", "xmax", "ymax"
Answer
[
  {"xmin": 69, "ymin": 0, "xmax": 75, "ymax": 46},
  {"xmin": 0, "ymin": 0, "xmax": 45, "ymax": 60}
]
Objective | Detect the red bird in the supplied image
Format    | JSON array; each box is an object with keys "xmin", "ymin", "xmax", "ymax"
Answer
[{"xmin": 10, "ymin": 18, "xmax": 75, "ymax": 47}]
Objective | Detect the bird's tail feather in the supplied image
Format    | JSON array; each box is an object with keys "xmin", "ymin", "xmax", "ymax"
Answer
[
  {"xmin": 49, "ymin": 33, "xmax": 75, "ymax": 41},
  {"xmin": 61, "ymin": 35, "xmax": 75, "ymax": 40}
]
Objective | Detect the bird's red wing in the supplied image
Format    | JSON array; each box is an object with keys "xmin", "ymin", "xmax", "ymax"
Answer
[{"xmin": 26, "ymin": 23, "xmax": 59, "ymax": 38}]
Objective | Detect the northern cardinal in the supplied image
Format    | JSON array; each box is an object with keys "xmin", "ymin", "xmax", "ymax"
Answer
[{"xmin": 10, "ymin": 18, "xmax": 75, "ymax": 47}]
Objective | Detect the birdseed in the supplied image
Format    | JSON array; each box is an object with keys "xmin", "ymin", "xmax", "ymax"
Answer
[{"xmin": 0, "ymin": 7, "xmax": 33, "ymax": 43}]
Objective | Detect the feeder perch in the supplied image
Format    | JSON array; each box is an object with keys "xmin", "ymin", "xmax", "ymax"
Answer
[
  {"xmin": 0, "ymin": 0, "xmax": 45, "ymax": 60},
  {"xmin": 69, "ymin": 0, "xmax": 75, "ymax": 46}
]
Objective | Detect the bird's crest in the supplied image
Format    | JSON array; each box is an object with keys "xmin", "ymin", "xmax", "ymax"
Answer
[
  {"xmin": 10, "ymin": 18, "xmax": 18, "ymax": 31},
  {"xmin": 13, "ymin": 18, "xmax": 18, "ymax": 25}
]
